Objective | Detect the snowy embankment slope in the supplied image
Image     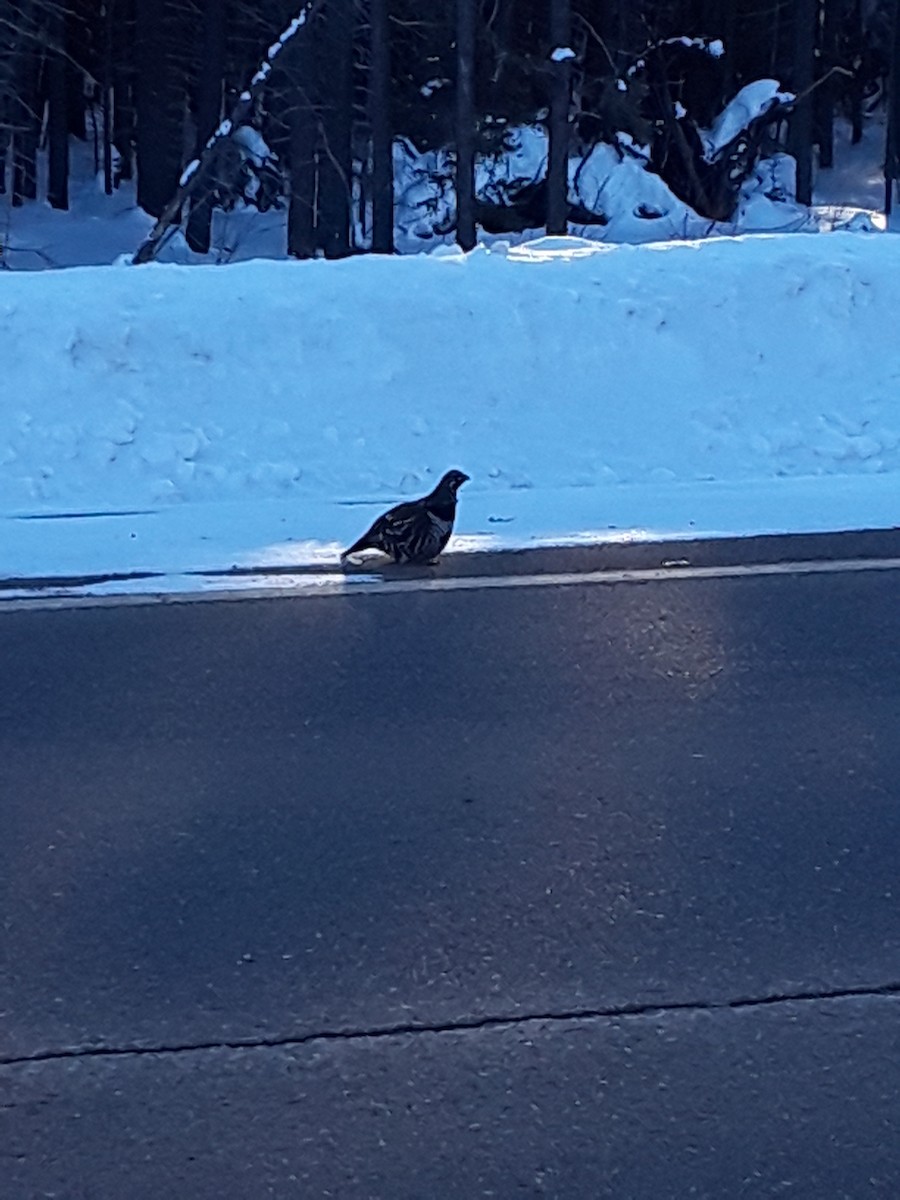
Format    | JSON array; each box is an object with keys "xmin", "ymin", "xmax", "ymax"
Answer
[{"xmin": 2, "ymin": 231, "xmax": 900, "ymax": 587}]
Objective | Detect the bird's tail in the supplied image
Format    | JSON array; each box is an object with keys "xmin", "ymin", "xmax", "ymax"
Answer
[{"xmin": 340, "ymin": 534, "xmax": 372, "ymax": 563}]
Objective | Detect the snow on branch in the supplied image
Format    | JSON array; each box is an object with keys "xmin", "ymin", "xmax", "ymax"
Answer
[
  {"xmin": 703, "ymin": 80, "xmax": 795, "ymax": 163},
  {"xmin": 626, "ymin": 35, "xmax": 725, "ymax": 80},
  {"xmin": 132, "ymin": 0, "xmax": 324, "ymax": 266}
]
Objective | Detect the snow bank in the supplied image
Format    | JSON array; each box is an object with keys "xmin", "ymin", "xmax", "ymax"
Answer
[{"xmin": 1, "ymin": 231, "xmax": 899, "ymax": 579}]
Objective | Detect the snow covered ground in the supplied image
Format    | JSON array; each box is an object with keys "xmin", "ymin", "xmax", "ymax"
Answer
[{"xmin": 2, "ymin": 229, "xmax": 900, "ymax": 595}]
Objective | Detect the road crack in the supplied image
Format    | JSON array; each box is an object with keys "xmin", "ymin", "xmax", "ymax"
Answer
[{"xmin": 2, "ymin": 980, "xmax": 898, "ymax": 1069}]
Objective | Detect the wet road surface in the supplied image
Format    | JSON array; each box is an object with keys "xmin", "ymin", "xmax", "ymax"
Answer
[{"xmin": 2, "ymin": 533, "xmax": 899, "ymax": 1196}]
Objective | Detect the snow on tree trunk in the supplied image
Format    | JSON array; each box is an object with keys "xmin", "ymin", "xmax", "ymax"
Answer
[{"xmin": 133, "ymin": 0, "xmax": 325, "ymax": 265}]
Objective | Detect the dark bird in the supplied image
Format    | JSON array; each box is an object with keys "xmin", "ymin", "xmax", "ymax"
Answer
[{"xmin": 341, "ymin": 470, "xmax": 470, "ymax": 565}]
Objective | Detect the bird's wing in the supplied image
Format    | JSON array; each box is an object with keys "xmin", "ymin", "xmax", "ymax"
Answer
[
  {"xmin": 341, "ymin": 500, "xmax": 422, "ymax": 560},
  {"xmin": 380, "ymin": 500, "xmax": 423, "ymax": 536}
]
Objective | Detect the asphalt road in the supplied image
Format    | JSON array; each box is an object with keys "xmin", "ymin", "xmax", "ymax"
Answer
[{"xmin": 2, "ymin": 533, "xmax": 899, "ymax": 1197}]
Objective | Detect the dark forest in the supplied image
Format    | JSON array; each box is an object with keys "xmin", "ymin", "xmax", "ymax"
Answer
[{"xmin": 2, "ymin": 1, "xmax": 899, "ymax": 259}]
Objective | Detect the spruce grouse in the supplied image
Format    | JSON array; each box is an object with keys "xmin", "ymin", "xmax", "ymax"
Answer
[{"xmin": 341, "ymin": 470, "xmax": 470, "ymax": 565}]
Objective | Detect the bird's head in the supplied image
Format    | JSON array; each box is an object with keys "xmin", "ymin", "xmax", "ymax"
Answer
[{"xmin": 439, "ymin": 469, "xmax": 470, "ymax": 496}]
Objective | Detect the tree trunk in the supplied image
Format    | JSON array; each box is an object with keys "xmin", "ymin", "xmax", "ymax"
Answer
[
  {"xmin": 113, "ymin": 0, "xmax": 137, "ymax": 182},
  {"xmin": 817, "ymin": 0, "xmax": 840, "ymax": 170},
  {"xmin": 288, "ymin": 108, "xmax": 318, "ymax": 257},
  {"xmin": 370, "ymin": 0, "xmax": 393, "ymax": 253},
  {"xmin": 887, "ymin": 0, "xmax": 900, "ymax": 214},
  {"xmin": 12, "ymin": 43, "xmax": 40, "ymax": 207},
  {"xmin": 186, "ymin": 0, "xmax": 226, "ymax": 254},
  {"xmin": 0, "ymin": 24, "xmax": 13, "ymax": 195},
  {"xmin": 488, "ymin": 0, "xmax": 515, "ymax": 106},
  {"xmin": 788, "ymin": 0, "xmax": 817, "ymax": 207},
  {"xmin": 47, "ymin": 3, "xmax": 69, "ymax": 210},
  {"xmin": 66, "ymin": 4, "xmax": 88, "ymax": 140},
  {"xmin": 316, "ymin": 0, "xmax": 355, "ymax": 259},
  {"xmin": 547, "ymin": 0, "xmax": 572, "ymax": 235},
  {"xmin": 455, "ymin": 0, "xmax": 476, "ymax": 251},
  {"xmin": 849, "ymin": 0, "xmax": 865, "ymax": 145},
  {"xmin": 135, "ymin": 0, "xmax": 184, "ymax": 217},
  {"xmin": 288, "ymin": 23, "xmax": 318, "ymax": 259},
  {"xmin": 99, "ymin": 0, "xmax": 113, "ymax": 195}
]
